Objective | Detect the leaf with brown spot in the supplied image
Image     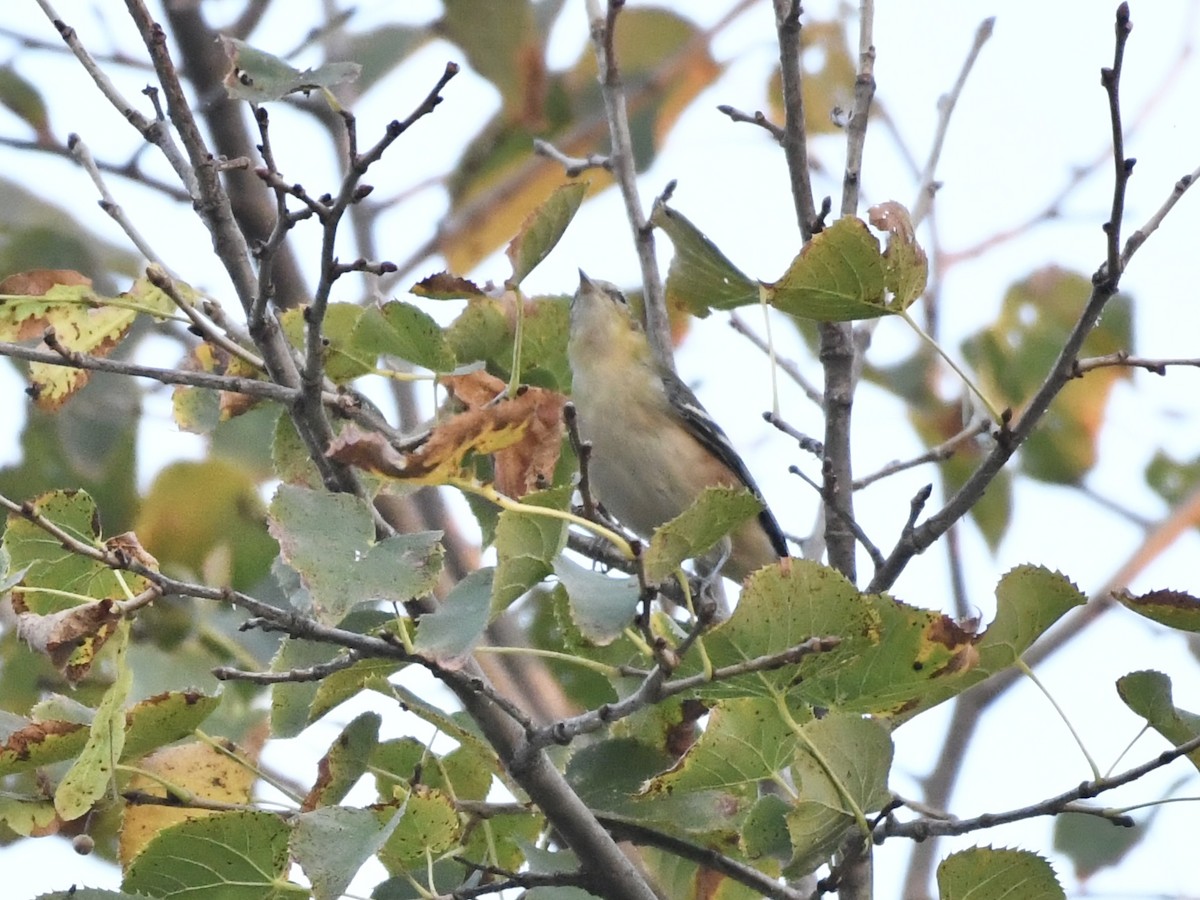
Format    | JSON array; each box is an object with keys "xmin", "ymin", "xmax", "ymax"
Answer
[
  {"xmin": 119, "ymin": 739, "xmax": 258, "ymax": 866},
  {"xmin": 0, "ymin": 269, "xmax": 177, "ymax": 409},
  {"xmin": 410, "ymin": 272, "xmax": 487, "ymax": 300},
  {"xmin": 1117, "ymin": 588, "xmax": 1200, "ymax": 633},
  {"xmin": 0, "ymin": 719, "xmax": 88, "ymax": 776}
]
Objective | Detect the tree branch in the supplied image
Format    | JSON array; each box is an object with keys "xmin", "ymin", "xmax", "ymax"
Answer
[
  {"xmin": 882, "ymin": 731, "xmax": 1200, "ymax": 841},
  {"xmin": 584, "ymin": 0, "xmax": 672, "ymax": 372}
]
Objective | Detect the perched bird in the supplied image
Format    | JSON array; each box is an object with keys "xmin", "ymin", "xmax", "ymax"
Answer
[{"xmin": 567, "ymin": 271, "xmax": 788, "ymax": 583}]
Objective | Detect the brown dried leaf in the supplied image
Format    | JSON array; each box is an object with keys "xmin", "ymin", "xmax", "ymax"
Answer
[
  {"xmin": 105, "ymin": 531, "xmax": 160, "ymax": 570},
  {"xmin": 442, "ymin": 371, "xmax": 565, "ymax": 497},
  {"xmin": 14, "ymin": 598, "xmax": 122, "ymax": 684},
  {"xmin": 328, "ymin": 374, "xmax": 565, "ymax": 496}
]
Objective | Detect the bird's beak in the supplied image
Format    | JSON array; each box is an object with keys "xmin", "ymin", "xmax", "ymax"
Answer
[{"xmin": 577, "ymin": 269, "xmax": 592, "ymax": 290}]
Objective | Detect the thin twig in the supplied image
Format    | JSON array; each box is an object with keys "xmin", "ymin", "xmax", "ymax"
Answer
[
  {"xmin": 0, "ymin": 135, "xmax": 192, "ymax": 202},
  {"xmin": 765, "ymin": 412, "xmax": 824, "ymax": 458},
  {"xmin": 882, "ymin": 731, "xmax": 1200, "ymax": 841},
  {"xmin": 35, "ymin": 0, "xmax": 200, "ymax": 199},
  {"xmin": 853, "ymin": 420, "xmax": 990, "ymax": 491},
  {"xmin": 729, "ymin": 312, "xmax": 823, "ymax": 406},
  {"xmin": 911, "ymin": 18, "xmax": 995, "ymax": 227},
  {"xmin": 212, "ymin": 651, "xmax": 361, "ymax": 683},
  {"xmin": 585, "ymin": 0, "xmax": 672, "ymax": 371},
  {"xmin": 600, "ymin": 815, "xmax": 811, "ymax": 900},
  {"xmin": 867, "ymin": 4, "xmax": 1181, "ymax": 595},
  {"xmin": 791, "ymin": 464, "xmax": 885, "ymax": 571},
  {"xmin": 529, "ymin": 636, "xmax": 839, "ymax": 753},
  {"xmin": 67, "ymin": 133, "xmax": 164, "ymax": 265},
  {"xmin": 716, "ymin": 104, "xmax": 785, "ymax": 143},
  {"xmin": 1074, "ymin": 352, "xmax": 1200, "ymax": 376},
  {"xmin": 144, "ymin": 266, "xmax": 266, "ymax": 370},
  {"xmin": 1120, "ymin": 164, "xmax": 1200, "ymax": 266},
  {"xmin": 532, "ymin": 138, "xmax": 612, "ymax": 176},
  {"xmin": 0, "ymin": 340, "xmax": 295, "ymax": 402}
]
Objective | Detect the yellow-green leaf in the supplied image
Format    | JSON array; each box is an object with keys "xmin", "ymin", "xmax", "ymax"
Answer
[
  {"xmin": 506, "ymin": 180, "xmax": 588, "ymax": 287},
  {"xmin": 764, "ymin": 217, "xmax": 891, "ymax": 321}
]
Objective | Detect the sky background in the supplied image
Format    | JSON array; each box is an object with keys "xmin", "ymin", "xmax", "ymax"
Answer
[{"xmin": 1, "ymin": 0, "xmax": 1199, "ymax": 897}]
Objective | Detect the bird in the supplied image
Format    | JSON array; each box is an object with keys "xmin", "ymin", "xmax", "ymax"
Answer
[{"xmin": 566, "ymin": 270, "xmax": 788, "ymax": 584}]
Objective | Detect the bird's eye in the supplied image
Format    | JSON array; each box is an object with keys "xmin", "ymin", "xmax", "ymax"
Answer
[{"xmin": 610, "ymin": 288, "xmax": 628, "ymax": 306}]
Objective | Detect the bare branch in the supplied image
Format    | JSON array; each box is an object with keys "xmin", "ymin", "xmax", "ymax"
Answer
[
  {"xmin": 1074, "ymin": 352, "xmax": 1200, "ymax": 377},
  {"xmin": 853, "ymin": 420, "xmax": 990, "ymax": 491},
  {"xmin": 729, "ymin": 312, "xmax": 823, "ymax": 406},
  {"xmin": 911, "ymin": 18, "xmax": 995, "ymax": 226},
  {"xmin": 716, "ymin": 104, "xmax": 785, "ymax": 143},
  {"xmin": 0, "ymin": 339, "xmax": 294, "ymax": 402},
  {"xmin": 34, "ymin": 0, "xmax": 199, "ymax": 199},
  {"xmin": 213, "ymin": 651, "xmax": 361, "ymax": 684},
  {"xmin": 584, "ymin": 0, "xmax": 672, "ymax": 371},
  {"xmin": 1121, "ymin": 164, "xmax": 1200, "ymax": 266},
  {"xmin": 868, "ymin": 4, "xmax": 1150, "ymax": 594},
  {"xmin": 528, "ymin": 636, "xmax": 839, "ymax": 753},
  {"xmin": 882, "ymin": 730, "xmax": 1200, "ymax": 841},
  {"xmin": 533, "ymin": 138, "xmax": 612, "ymax": 176}
]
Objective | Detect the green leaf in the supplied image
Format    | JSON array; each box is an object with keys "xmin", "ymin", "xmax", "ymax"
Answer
[
  {"xmin": 506, "ymin": 180, "xmax": 588, "ymax": 287},
  {"xmin": 123, "ymin": 810, "xmax": 292, "ymax": 898},
  {"xmin": 121, "ymin": 690, "xmax": 221, "ymax": 761},
  {"xmin": 221, "ymin": 36, "xmax": 361, "ymax": 102},
  {"xmin": 136, "ymin": 459, "xmax": 277, "ymax": 590},
  {"xmin": 868, "ymin": 201, "xmax": 928, "ymax": 307},
  {"xmin": 651, "ymin": 202, "xmax": 758, "ymax": 316},
  {"xmin": 303, "ymin": 711, "xmax": 381, "ymax": 809},
  {"xmin": 1144, "ymin": 450, "xmax": 1200, "ymax": 509},
  {"xmin": 446, "ymin": 293, "xmax": 572, "ymax": 390},
  {"xmin": 354, "ymin": 300, "xmax": 457, "ymax": 372},
  {"xmin": 377, "ymin": 786, "xmax": 463, "ymax": 873},
  {"xmin": 491, "ymin": 484, "xmax": 570, "ymax": 614},
  {"xmin": 269, "ymin": 484, "xmax": 444, "ymax": 625},
  {"xmin": 1116, "ymin": 588, "xmax": 1200, "ymax": 632},
  {"xmin": 1116, "ymin": 670, "xmax": 1200, "ymax": 769},
  {"xmin": 0, "ymin": 64, "xmax": 50, "ymax": 139},
  {"xmin": 54, "ymin": 620, "xmax": 131, "ymax": 819},
  {"xmin": 742, "ymin": 793, "xmax": 792, "ymax": 861},
  {"xmin": 309, "ymin": 656, "xmax": 403, "ymax": 725},
  {"xmin": 3, "ymin": 489, "xmax": 131, "ymax": 613},
  {"xmin": 293, "ymin": 805, "xmax": 402, "ymax": 900},
  {"xmin": 269, "ymin": 635, "xmax": 341, "ymax": 739},
  {"xmin": 553, "ymin": 556, "xmax": 638, "ymax": 645},
  {"xmin": 439, "ymin": 0, "xmax": 540, "ymax": 120},
  {"xmin": 280, "ymin": 302, "xmax": 374, "ymax": 384},
  {"xmin": 976, "ymin": 565, "xmax": 1088, "ymax": 672},
  {"xmin": 962, "ymin": 268, "xmax": 1133, "ymax": 484},
  {"xmin": 645, "ymin": 697, "xmax": 804, "ymax": 794},
  {"xmin": 642, "ymin": 485, "xmax": 764, "ymax": 583},
  {"xmin": 0, "ymin": 793, "xmax": 58, "ymax": 837},
  {"xmin": 1053, "ymin": 810, "xmax": 1149, "ymax": 882},
  {"xmin": 414, "ymin": 567, "xmax": 493, "ymax": 664},
  {"xmin": 765, "ymin": 217, "xmax": 892, "ymax": 321},
  {"xmin": 786, "ymin": 714, "xmax": 892, "ymax": 873},
  {"xmin": 937, "ymin": 847, "xmax": 1064, "ymax": 900}
]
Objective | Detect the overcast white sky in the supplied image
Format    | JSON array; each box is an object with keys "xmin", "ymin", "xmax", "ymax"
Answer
[{"xmin": 2, "ymin": 1, "xmax": 1199, "ymax": 897}]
